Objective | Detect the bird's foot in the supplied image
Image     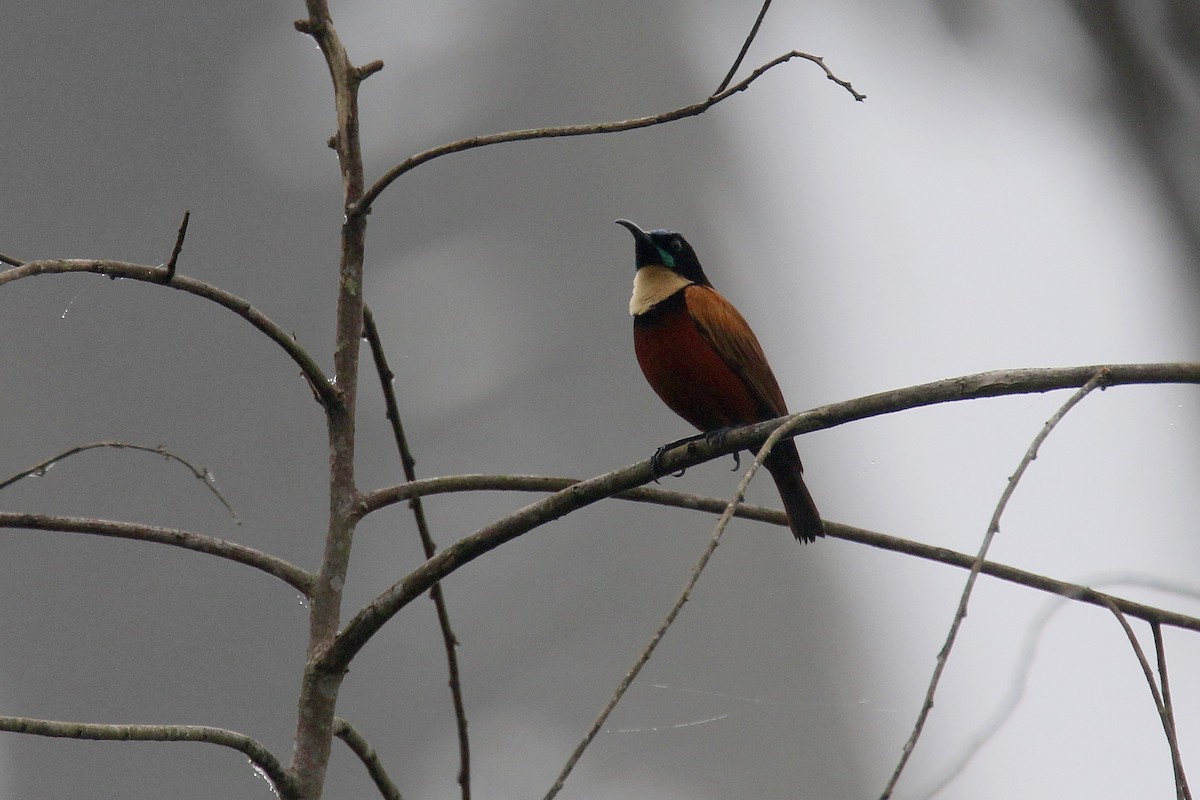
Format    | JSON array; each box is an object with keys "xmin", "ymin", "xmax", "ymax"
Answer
[
  {"xmin": 650, "ymin": 432, "xmax": 707, "ymax": 480},
  {"xmin": 703, "ymin": 427, "xmax": 741, "ymax": 471}
]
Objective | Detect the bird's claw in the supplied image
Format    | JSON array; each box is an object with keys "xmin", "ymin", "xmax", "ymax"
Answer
[
  {"xmin": 652, "ymin": 443, "xmax": 691, "ymax": 482},
  {"xmin": 649, "ymin": 444, "xmax": 670, "ymax": 482},
  {"xmin": 650, "ymin": 428, "xmax": 744, "ymax": 479},
  {"xmin": 650, "ymin": 435, "xmax": 704, "ymax": 481},
  {"xmin": 702, "ymin": 427, "xmax": 740, "ymax": 471}
]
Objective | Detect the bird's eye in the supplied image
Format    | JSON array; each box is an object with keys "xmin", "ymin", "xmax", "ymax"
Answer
[{"xmin": 669, "ymin": 237, "xmax": 684, "ymax": 253}]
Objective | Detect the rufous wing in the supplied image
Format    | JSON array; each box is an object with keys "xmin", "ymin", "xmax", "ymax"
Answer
[{"xmin": 683, "ymin": 284, "xmax": 788, "ymax": 419}]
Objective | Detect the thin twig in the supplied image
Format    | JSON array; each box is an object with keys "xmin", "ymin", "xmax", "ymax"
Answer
[
  {"xmin": 0, "ymin": 714, "xmax": 292, "ymax": 796},
  {"xmin": 1105, "ymin": 601, "xmax": 1167, "ymax": 723},
  {"xmin": 544, "ymin": 417, "xmax": 788, "ymax": 800},
  {"xmin": 352, "ymin": 49, "xmax": 862, "ymax": 217},
  {"xmin": 920, "ymin": 576, "xmax": 1200, "ymax": 797},
  {"xmin": 164, "ymin": 210, "xmax": 190, "ymax": 281},
  {"xmin": 714, "ymin": 0, "xmax": 773, "ymax": 95},
  {"xmin": 1103, "ymin": 605, "xmax": 1193, "ymax": 800},
  {"xmin": 0, "ymin": 439, "xmax": 240, "ymax": 524},
  {"xmin": 0, "ymin": 251, "xmax": 25, "ymax": 267},
  {"xmin": 1154, "ymin": 623, "xmax": 1193, "ymax": 800},
  {"xmin": 0, "ymin": 512, "xmax": 313, "ymax": 594},
  {"xmin": 880, "ymin": 369, "xmax": 1111, "ymax": 799},
  {"xmin": 328, "ymin": 362, "xmax": 1200, "ymax": 675},
  {"xmin": 362, "ymin": 304, "xmax": 471, "ymax": 800},
  {"xmin": 333, "ymin": 718, "xmax": 403, "ymax": 800},
  {"xmin": 0, "ymin": 259, "xmax": 338, "ymax": 409}
]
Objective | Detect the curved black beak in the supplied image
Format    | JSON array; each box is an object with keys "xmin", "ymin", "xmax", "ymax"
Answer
[{"xmin": 614, "ymin": 218, "xmax": 659, "ymax": 269}]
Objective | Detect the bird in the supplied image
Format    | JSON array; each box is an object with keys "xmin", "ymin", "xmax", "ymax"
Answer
[{"xmin": 616, "ymin": 219, "xmax": 824, "ymax": 542}]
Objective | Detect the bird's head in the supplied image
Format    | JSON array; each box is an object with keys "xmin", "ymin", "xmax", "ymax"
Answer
[{"xmin": 615, "ymin": 219, "xmax": 710, "ymax": 287}]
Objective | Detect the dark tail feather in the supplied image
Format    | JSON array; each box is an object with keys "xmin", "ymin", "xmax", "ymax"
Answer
[{"xmin": 764, "ymin": 442, "xmax": 824, "ymax": 543}]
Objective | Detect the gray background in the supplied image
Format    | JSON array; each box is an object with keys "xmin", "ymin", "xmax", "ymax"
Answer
[{"xmin": 2, "ymin": 1, "xmax": 1199, "ymax": 798}]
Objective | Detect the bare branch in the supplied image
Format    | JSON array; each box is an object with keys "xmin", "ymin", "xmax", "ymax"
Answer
[
  {"xmin": 1104, "ymin": 606, "xmax": 1193, "ymax": 800},
  {"xmin": 0, "ymin": 512, "xmax": 313, "ymax": 595},
  {"xmin": 357, "ymin": 362, "xmax": 1200, "ymax": 517},
  {"xmin": 880, "ymin": 369, "xmax": 1110, "ymax": 799},
  {"xmin": 714, "ymin": 0, "xmax": 773, "ymax": 95},
  {"xmin": 0, "ymin": 714, "xmax": 292, "ymax": 796},
  {"xmin": 352, "ymin": 49, "xmax": 862, "ymax": 217},
  {"xmin": 0, "ymin": 251, "xmax": 26, "ymax": 267},
  {"xmin": 545, "ymin": 415, "xmax": 788, "ymax": 799},
  {"xmin": 0, "ymin": 259, "xmax": 338, "ymax": 409},
  {"xmin": 363, "ymin": 305, "xmax": 470, "ymax": 800},
  {"xmin": 361, "ymin": 472, "xmax": 1200, "ymax": 635},
  {"xmin": 333, "ymin": 718, "xmax": 403, "ymax": 800},
  {"xmin": 289, "ymin": 2, "xmax": 373, "ymax": 797},
  {"xmin": 333, "ymin": 362, "xmax": 1200, "ymax": 675},
  {"xmin": 0, "ymin": 439, "xmax": 240, "ymax": 524}
]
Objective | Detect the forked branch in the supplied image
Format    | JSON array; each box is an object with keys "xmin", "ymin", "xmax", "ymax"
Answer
[
  {"xmin": 351, "ymin": 49, "xmax": 863, "ymax": 217},
  {"xmin": 289, "ymin": 1, "xmax": 374, "ymax": 797},
  {"xmin": 1104, "ymin": 606, "xmax": 1193, "ymax": 800}
]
